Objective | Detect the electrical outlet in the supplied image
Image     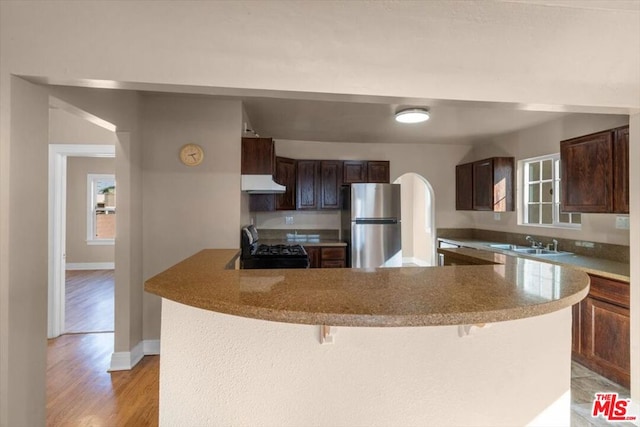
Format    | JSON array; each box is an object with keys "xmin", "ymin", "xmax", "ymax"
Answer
[
  {"xmin": 575, "ymin": 241, "xmax": 595, "ymax": 248},
  {"xmin": 285, "ymin": 216, "xmax": 294, "ymax": 225},
  {"xmin": 494, "ymin": 213, "xmax": 501, "ymax": 221},
  {"xmin": 615, "ymin": 216, "xmax": 630, "ymax": 230}
]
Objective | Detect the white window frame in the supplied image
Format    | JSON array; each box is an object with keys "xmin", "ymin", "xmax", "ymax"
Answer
[
  {"xmin": 520, "ymin": 154, "xmax": 581, "ymax": 229},
  {"xmin": 87, "ymin": 173, "xmax": 116, "ymax": 245}
]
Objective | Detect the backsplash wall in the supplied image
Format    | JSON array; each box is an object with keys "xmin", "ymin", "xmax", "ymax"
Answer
[{"xmin": 253, "ymin": 210, "xmax": 341, "ymax": 230}]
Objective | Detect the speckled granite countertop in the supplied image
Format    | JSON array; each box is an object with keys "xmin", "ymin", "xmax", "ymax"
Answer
[
  {"xmin": 145, "ymin": 248, "xmax": 589, "ymax": 327},
  {"xmin": 438, "ymin": 237, "xmax": 629, "ymax": 282},
  {"xmin": 260, "ymin": 239, "xmax": 347, "ymax": 247}
]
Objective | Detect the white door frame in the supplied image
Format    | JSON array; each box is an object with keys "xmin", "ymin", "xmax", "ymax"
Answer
[{"xmin": 48, "ymin": 144, "xmax": 115, "ymax": 338}]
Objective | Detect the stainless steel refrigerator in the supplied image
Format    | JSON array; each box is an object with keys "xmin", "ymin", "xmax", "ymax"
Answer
[{"xmin": 341, "ymin": 183, "xmax": 402, "ymax": 268}]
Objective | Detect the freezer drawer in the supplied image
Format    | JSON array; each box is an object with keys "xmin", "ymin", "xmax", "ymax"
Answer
[{"xmin": 351, "ymin": 223, "xmax": 402, "ymax": 268}]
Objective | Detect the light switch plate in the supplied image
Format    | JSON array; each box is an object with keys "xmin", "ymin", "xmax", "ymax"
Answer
[
  {"xmin": 285, "ymin": 216, "xmax": 294, "ymax": 225},
  {"xmin": 615, "ymin": 216, "xmax": 630, "ymax": 230},
  {"xmin": 494, "ymin": 213, "xmax": 501, "ymax": 221}
]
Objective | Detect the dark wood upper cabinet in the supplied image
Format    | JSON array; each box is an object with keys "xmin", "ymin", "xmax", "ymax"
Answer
[
  {"xmin": 367, "ymin": 161, "xmax": 390, "ymax": 183},
  {"xmin": 472, "ymin": 159, "xmax": 494, "ymax": 211},
  {"xmin": 296, "ymin": 160, "xmax": 320, "ymax": 210},
  {"xmin": 455, "ymin": 163, "xmax": 473, "ymax": 210},
  {"xmin": 241, "ymin": 137, "xmax": 275, "ymax": 175},
  {"xmin": 343, "ymin": 161, "xmax": 367, "ymax": 184},
  {"xmin": 320, "ymin": 161, "xmax": 343, "ymax": 210},
  {"xmin": 274, "ymin": 157, "xmax": 296, "ymax": 210},
  {"xmin": 561, "ymin": 130, "xmax": 613, "ymax": 213},
  {"xmin": 249, "ymin": 194, "xmax": 275, "ymax": 212},
  {"xmin": 613, "ymin": 126, "xmax": 629, "ymax": 213},
  {"xmin": 561, "ymin": 125, "xmax": 629, "ymax": 214},
  {"xmin": 456, "ymin": 157, "xmax": 514, "ymax": 212},
  {"xmin": 247, "ymin": 153, "xmax": 392, "ymax": 212}
]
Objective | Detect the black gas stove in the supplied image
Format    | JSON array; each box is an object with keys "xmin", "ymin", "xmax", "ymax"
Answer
[{"xmin": 241, "ymin": 226, "xmax": 310, "ymax": 269}]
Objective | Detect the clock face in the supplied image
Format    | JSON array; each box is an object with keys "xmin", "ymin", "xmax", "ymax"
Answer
[{"xmin": 179, "ymin": 144, "xmax": 204, "ymax": 166}]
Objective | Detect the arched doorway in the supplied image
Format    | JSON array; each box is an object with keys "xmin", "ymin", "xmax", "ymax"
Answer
[{"xmin": 394, "ymin": 173, "xmax": 436, "ymax": 266}]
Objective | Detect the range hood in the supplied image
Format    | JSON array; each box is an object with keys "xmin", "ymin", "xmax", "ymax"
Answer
[{"xmin": 241, "ymin": 174, "xmax": 286, "ymax": 194}]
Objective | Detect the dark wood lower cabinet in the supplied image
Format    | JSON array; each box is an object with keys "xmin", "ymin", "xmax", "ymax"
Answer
[
  {"xmin": 572, "ymin": 274, "xmax": 630, "ymax": 388},
  {"xmin": 304, "ymin": 246, "xmax": 346, "ymax": 268},
  {"xmin": 305, "ymin": 247, "xmax": 321, "ymax": 268}
]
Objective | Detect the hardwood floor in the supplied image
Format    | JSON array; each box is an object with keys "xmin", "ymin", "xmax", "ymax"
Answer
[
  {"xmin": 47, "ymin": 333, "xmax": 159, "ymax": 427},
  {"xmin": 65, "ymin": 270, "xmax": 114, "ymax": 333}
]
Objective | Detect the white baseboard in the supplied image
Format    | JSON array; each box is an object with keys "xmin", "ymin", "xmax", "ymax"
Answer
[
  {"xmin": 109, "ymin": 339, "xmax": 160, "ymax": 371},
  {"xmin": 143, "ymin": 339, "xmax": 161, "ymax": 355},
  {"xmin": 109, "ymin": 340, "xmax": 144, "ymax": 371},
  {"xmin": 402, "ymin": 257, "xmax": 431, "ymax": 267},
  {"xmin": 66, "ymin": 262, "xmax": 115, "ymax": 270}
]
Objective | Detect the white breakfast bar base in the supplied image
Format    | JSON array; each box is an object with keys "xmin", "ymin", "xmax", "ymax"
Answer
[{"xmin": 159, "ymin": 299, "xmax": 572, "ymax": 427}]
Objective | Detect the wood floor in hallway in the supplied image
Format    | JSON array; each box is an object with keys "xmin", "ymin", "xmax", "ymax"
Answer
[
  {"xmin": 47, "ymin": 333, "xmax": 159, "ymax": 427},
  {"xmin": 65, "ymin": 269, "xmax": 114, "ymax": 333}
]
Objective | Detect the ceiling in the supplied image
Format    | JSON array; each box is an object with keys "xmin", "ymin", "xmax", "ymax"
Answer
[{"xmin": 241, "ymin": 96, "xmax": 569, "ymax": 145}]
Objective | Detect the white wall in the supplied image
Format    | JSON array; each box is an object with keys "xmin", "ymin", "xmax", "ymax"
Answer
[
  {"xmin": 161, "ymin": 300, "xmax": 573, "ymax": 426},
  {"xmin": 141, "ymin": 94, "xmax": 242, "ymax": 340},
  {"xmin": 398, "ymin": 175, "xmax": 415, "ymax": 259},
  {"xmin": 66, "ymin": 157, "xmax": 115, "ymax": 264},
  {"xmin": 1, "ymin": 2, "xmax": 638, "ymax": 426},
  {"xmin": 411, "ymin": 176, "xmax": 432, "ymax": 264},
  {"xmin": 395, "ymin": 172, "xmax": 435, "ymax": 265},
  {"xmin": 469, "ymin": 114, "xmax": 630, "ymax": 245}
]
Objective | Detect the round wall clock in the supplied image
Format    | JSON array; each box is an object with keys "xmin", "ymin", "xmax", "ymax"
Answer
[{"xmin": 179, "ymin": 143, "xmax": 204, "ymax": 166}]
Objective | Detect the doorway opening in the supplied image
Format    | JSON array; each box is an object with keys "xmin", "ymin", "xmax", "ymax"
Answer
[
  {"xmin": 394, "ymin": 173, "xmax": 436, "ymax": 266},
  {"xmin": 48, "ymin": 97, "xmax": 117, "ymax": 338}
]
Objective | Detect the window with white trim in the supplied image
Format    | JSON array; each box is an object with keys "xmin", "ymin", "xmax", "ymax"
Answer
[
  {"xmin": 87, "ymin": 174, "xmax": 116, "ymax": 244},
  {"xmin": 522, "ymin": 154, "xmax": 581, "ymax": 228}
]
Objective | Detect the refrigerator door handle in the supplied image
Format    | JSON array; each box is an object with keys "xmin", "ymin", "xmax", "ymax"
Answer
[{"xmin": 354, "ymin": 218, "xmax": 399, "ymax": 225}]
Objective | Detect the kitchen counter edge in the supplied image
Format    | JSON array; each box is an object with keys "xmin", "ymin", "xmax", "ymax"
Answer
[
  {"xmin": 144, "ymin": 248, "xmax": 589, "ymax": 328},
  {"xmin": 438, "ymin": 237, "xmax": 629, "ymax": 282}
]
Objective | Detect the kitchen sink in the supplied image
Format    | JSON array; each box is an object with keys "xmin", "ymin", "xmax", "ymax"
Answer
[
  {"xmin": 510, "ymin": 248, "xmax": 572, "ymax": 256},
  {"xmin": 482, "ymin": 242, "xmax": 572, "ymax": 257},
  {"xmin": 487, "ymin": 243, "xmax": 520, "ymax": 250}
]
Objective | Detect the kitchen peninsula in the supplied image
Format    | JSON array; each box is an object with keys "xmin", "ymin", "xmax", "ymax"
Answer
[{"xmin": 146, "ymin": 249, "xmax": 589, "ymax": 426}]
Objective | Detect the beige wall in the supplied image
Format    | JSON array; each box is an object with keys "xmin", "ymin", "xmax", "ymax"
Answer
[
  {"xmin": 0, "ymin": 81, "xmax": 141, "ymax": 426},
  {"xmin": 141, "ymin": 94, "xmax": 242, "ymax": 340},
  {"xmin": 4, "ymin": 76, "xmax": 50, "ymax": 427},
  {"xmin": 1, "ymin": 2, "xmax": 638, "ymax": 426},
  {"xmin": 469, "ymin": 114, "xmax": 630, "ymax": 245},
  {"xmin": 65, "ymin": 157, "xmax": 115, "ymax": 264},
  {"xmin": 49, "ymin": 107, "xmax": 119, "ymax": 145}
]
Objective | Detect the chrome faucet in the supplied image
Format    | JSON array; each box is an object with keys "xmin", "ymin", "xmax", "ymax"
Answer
[
  {"xmin": 547, "ymin": 239, "xmax": 559, "ymax": 252},
  {"xmin": 525, "ymin": 235, "xmax": 544, "ymax": 249}
]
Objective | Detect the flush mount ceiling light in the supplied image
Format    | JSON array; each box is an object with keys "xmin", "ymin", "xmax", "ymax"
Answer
[{"xmin": 394, "ymin": 108, "xmax": 430, "ymax": 124}]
